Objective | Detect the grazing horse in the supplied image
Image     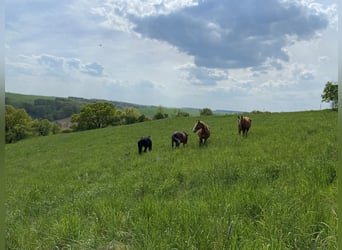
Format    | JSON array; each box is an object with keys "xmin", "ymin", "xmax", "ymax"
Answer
[
  {"xmin": 238, "ymin": 116, "xmax": 252, "ymax": 137},
  {"xmin": 137, "ymin": 136, "xmax": 152, "ymax": 154},
  {"xmin": 192, "ymin": 120, "xmax": 210, "ymax": 145},
  {"xmin": 172, "ymin": 131, "xmax": 188, "ymax": 148}
]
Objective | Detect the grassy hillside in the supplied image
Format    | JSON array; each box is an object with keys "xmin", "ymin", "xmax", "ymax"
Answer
[
  {"xmin": 5, "ymin": 110, "xmax": 337, "ymax": 249},
  {"xmin": 5, "ymin": 92, "xmax": 199, "ymax": 119},
  {"xmin": 5, "ymin": 92, "xmax": 55, "ymax": 106}
]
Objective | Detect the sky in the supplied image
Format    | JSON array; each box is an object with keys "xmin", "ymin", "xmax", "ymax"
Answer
[{"xmin": 5, "ymin": 0, "xmax": 338, "ymax": 112}]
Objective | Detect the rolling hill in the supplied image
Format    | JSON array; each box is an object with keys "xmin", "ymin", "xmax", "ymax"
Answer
[
  {"xmin": 5, "ymin": 110, "xmax": 337, "ymax": 249},
  {"xmin": 5, "ymin": 92, "xmax": 242, "ymax": 121}
]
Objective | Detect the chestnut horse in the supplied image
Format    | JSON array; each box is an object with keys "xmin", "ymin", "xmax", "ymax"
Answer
[
  {"xmin": 172, "ymin": 131, "xmax": 188, "ymax": 148},
  {"xmin": 192, "ymin": 120, "xmax": 210, "ymax": 145},
  {"xmin": 238, "ymin": 116, "xmax": 252, "ymax": 137}
]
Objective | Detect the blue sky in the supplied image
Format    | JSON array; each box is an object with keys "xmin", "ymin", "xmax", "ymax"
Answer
[{"xmin": 5, "ymin": 0, "xmax": 338, "ymax": 112}]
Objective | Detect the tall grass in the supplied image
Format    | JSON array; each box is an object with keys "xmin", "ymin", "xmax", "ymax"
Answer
[{"xmin": 5, "ymin": 110, "xmax": 337, "ymax": 249}]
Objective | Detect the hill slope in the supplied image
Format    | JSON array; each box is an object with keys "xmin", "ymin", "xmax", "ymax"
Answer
[
  {"xmin": 5, "ymin": 92, "xmax": 242, "ymax": 120},
  {"xmin": 5, "ymin": 111, "xmax": 337, "ymax": 249}
]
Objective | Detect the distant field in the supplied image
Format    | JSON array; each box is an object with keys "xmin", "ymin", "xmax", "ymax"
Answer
[
  {"xmin": 5, "ymin": 92, "xmax": 55, "ymax": 106},
  {"xmin": 5, "ymin": 110, "xmax": 337, "ymax": 249},
  {"xmin": 5, "ymin": 92, "xmax": 237, "ymax": 119},
  {"xmin": 138, "ymin": 106, "xmax": 200, "ymax": 117}
]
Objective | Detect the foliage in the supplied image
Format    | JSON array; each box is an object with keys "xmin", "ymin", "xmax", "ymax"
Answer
[
  {"xmin": 6, "ymin": 92, "xmax": 202, "ymax": 121},
  {"xmin": 5, "ymin": 105, "xmax": 33, "ymax": 143},
  {"xmin": 175, "ymin": 109, "xmax": 190, "ymax": 117},
  {"xmin": 31, "ymin": 119, "xmax": 56, "ymax": 136},
  {"xmin": 5, "ymin": 110, "xmax": 337, "ymax": 249},
  {"xmin": 32, "ymin": 119, "xmax": 52, "ymax": 136},
  {"xmin": 122, "ymin": 107, "xmax": 143, "ymax": 124},
  {"xmin": 5, "ymin": 94, "xmax": 83, "ymax": 121},
  {"xmin": 71, "ymin": 102, "xmax": 119, "ymax": 130},
  {"xmin": 153, "ymin": 106, "xmax": 169, "ymax": 120},
  {"xmin": 321, "ymin": 81, "xmax": 338, "ymax": 110},
  {"xmin": 200, "ymin": 107, "xmax": 213, "ymax": 116},
  {"xmin": 5, "ymin": 105, "xmax": 62, "ymax": 143}
]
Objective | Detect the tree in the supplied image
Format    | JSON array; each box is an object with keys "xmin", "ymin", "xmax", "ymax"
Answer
[
  {"xmin": 5, "ymin": 105, "xmax": 33, "ymax": 143},
  {"xmin": 175, "ymin": 109, "xmax": 190, "ymax": 117},
  {"xmin": 32, "ymin": 119, "xmax": 53, "ymax": 136},
  {"xmin": 153, "ymin": 106, "xmax": 168, "ymax": 120},
  {"xmin": 321, "ymin": 81, "xmax": 338, "ymax": 110},
  {"xmin": 122, "ymin": 107, "xmax": 141, "ymax": 124},
  {"xmin": 71, "ymin": 102, "xmax": 118, "ymax": 130},
  {"xmin": 200, "ymin": 108, "xmax": 213, "ymax": 116}
]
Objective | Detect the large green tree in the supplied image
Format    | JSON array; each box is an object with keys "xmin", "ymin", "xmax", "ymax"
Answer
[
  {"xmin": 5, "ymin": 105, "xmax": 33, "ymax": 143},
  {"xmin": 71, "ymin": 102, "xmax": 118, "ymax": 130},
  {"xmin": 321, "ymin": 81, "xmax": 338, "ymax": 110}
]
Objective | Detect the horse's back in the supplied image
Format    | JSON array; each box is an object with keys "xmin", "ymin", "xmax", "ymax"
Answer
[{"xmin": 244, "ymin": 117, "xmax": 252, "ymax": 128}]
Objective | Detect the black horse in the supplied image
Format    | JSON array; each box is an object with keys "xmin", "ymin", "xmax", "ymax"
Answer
[
  {"xmin": 138, "ymin": 136, "xmax": 152, "ymax": 154},
  {"xmin": 172, "ymin": 131, "xmax": 188, "ymax": 148}
]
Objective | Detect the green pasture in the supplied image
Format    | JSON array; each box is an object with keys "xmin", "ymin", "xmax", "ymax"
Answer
[
  {"xmin": 5, "ymin": 92, "xmax": 55, "ymax": 106},
  {"xmin": 5, "ymin": 110, "xmax": 337, "ymax": 249}
]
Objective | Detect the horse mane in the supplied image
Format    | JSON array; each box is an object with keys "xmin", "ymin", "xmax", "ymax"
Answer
[{"xmin": 200, "ymin": 121, "xmax": 210, "ymax": 133}]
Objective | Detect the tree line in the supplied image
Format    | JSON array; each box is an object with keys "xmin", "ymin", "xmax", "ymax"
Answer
[
  {"xmin": 5, "ymin": 96, "xmax": 84, "ymax": 121},
  {"xmin": 4, "ymin": 102, "xmax": 194, "ymax": 143}
]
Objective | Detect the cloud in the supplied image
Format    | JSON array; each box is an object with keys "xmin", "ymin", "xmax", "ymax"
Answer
[
  {"xmin": 37, "ymin": 54, "xmax": 64, "ymax": 72},
  {"xmin": 89, "ymin": 0, "xmax": 199, "ymax": 32},
  {"xmin": 292, "ymin": 67, "xmax": 315, "ymax": 81},
  {"xmin": 5, "ymin": 0, "xmax": 337, "ymax": 112},
  {"xmin": 178, "ymin": 63, "xmax": 228, "ymax": 86},
  {"xmin": 131, "ymin": 0, "xmax": 329, "ymax": 69},
  {"xmin": 7, "ymin": 54, "xmax": 106, "ymax": 77},
  {"xmin": 80, "ymin": 62, "xmax": 104, "ymax": 76}
]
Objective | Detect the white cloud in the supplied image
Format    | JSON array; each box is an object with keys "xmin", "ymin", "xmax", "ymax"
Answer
[
  {"xmin": 89, "ymin": 0, "xmax": 199, "ymax": 32},
  {"xmin": 131, "ymin": 0, "xmax": 329, "ymax": 69},
  {"xmin": 6, "ymin": 54, "xmax": 106, "ymax": 78}
]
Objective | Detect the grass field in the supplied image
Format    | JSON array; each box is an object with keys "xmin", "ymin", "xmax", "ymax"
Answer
[
  {"xmin": 5, "ymin": 92, "xmax": 56, "ymax": 106},
  {"xmin": 5, "ymin": 110, "xmax": 337, "ymax": 249}
]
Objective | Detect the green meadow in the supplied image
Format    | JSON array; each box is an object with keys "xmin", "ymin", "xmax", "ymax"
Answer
[{"xmin": 5, "ymin": 110, "xmax": 337, "ymax": 249}]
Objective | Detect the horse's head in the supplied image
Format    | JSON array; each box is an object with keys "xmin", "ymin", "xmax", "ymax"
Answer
[{"xmin": 192, "ymin": 120, "xmax": 203, "ymax": 133}]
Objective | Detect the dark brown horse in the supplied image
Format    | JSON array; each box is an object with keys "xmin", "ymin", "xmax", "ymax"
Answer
[
  {"xmin": 172, "ymin": 131, "xmax": 188, "ymax": 148},
  {"xmin": 238, "ymin": 116, "xmax": 252, "ymax": 137},
  {"xmin": 192, "ymin": 120, "xmax": 210, "ymax": 145}
]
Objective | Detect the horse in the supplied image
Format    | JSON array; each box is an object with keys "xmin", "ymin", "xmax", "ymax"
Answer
[
  {"xmin": 137, "ymin": 136, "xmax": 152, "ymax": 154},
  {"xmin": 172, "ymin": 131, "xmax": 188, "ymax": 148},
  {"xmin": 237, "ymin": 116, "xmax": 252, "ymax": 137},
  {"xmin": 192, "ymin": 120, "xmax": 210, "ymax": 145}
]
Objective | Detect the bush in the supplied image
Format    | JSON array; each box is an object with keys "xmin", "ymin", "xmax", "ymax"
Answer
[
  {"xmin": 5, "ymin": 105, "xmax": 33, "ymax": 143},
  {"xmin": 200, "ymin": 108, "xmax": 213, "ymax": 116}
]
